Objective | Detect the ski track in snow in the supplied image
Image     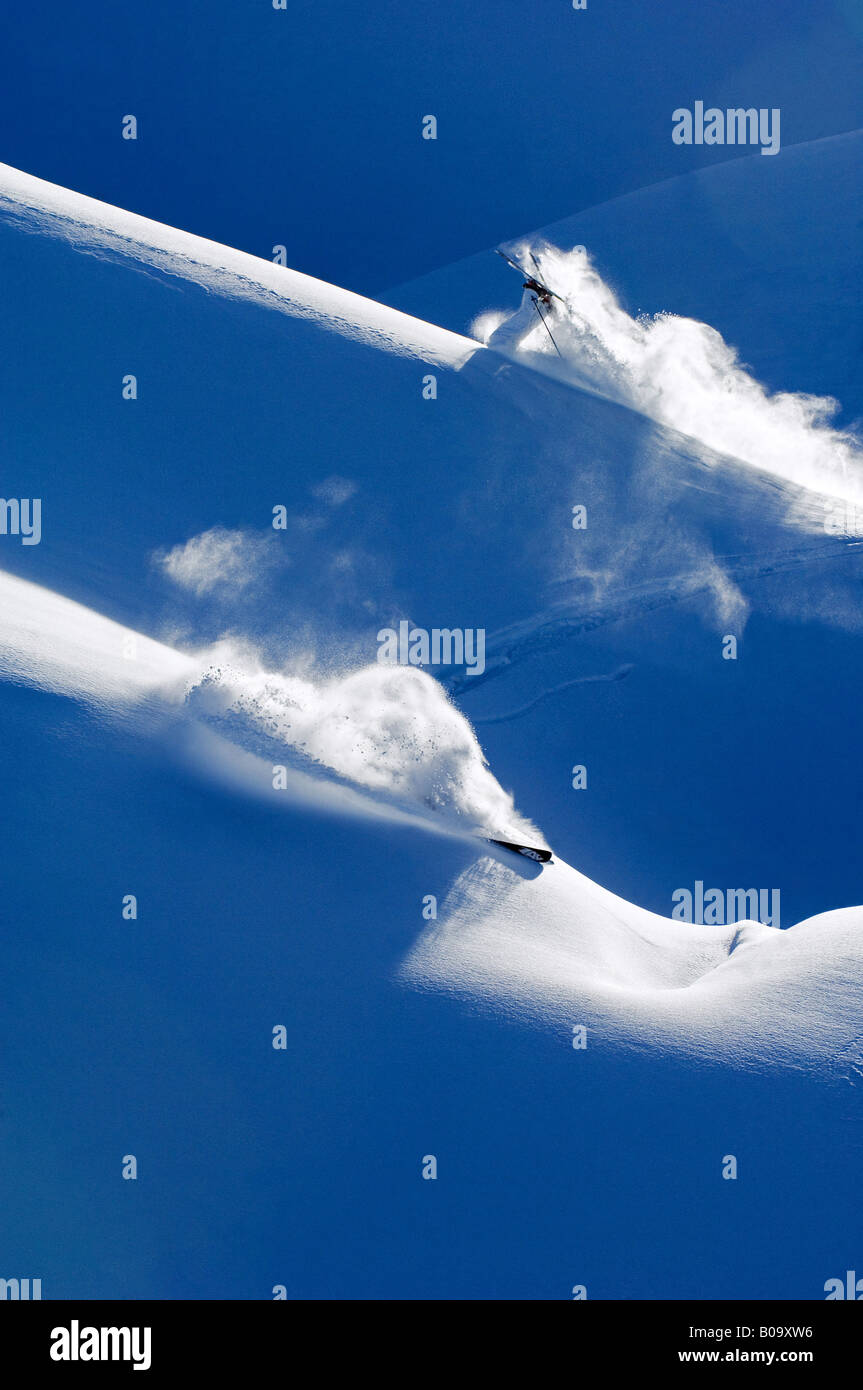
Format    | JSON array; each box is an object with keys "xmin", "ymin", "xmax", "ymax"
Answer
[
  {"xmin": 469, "ymin": 666, "xmax": 634, "ymax": 725},
  {"xmin": 443, "ymin": 538, "xmax": 863, "ymax": 699}
]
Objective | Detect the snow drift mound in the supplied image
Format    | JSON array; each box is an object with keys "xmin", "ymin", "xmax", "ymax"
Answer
[
  {"xmin": 403, "ymin": 854, "xmax": 863, "ymax": 1073},
  {"xmin": 481, "ymin": 241, "xmax": 863, "ymax": 506}
]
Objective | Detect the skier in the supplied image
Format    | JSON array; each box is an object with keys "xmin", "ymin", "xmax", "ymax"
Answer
[
  {"xmin": 486, "ymin": 282, "xmax": 548, "ymax": 352},
  {"xmin": 488, "ymin": 250, "xmax": 564, "ymax": 356},
  {"xmin": 521, "ymin": 275, "xmax": 553, "ymax": 308}
]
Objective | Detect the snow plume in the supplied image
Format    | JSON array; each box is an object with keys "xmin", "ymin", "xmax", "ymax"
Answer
[
  {"xmin": 183, "ymin": 647, "xmax": 542, "ymax": 843},
  {"xmin": 503, "ymin": 241, "xmax": 863, "ymax": 504},
  {"xmin": 154, "ymin": 527, "xmax": 275, "ymax": 596},
  {"xmin": 309, "ymin": 475, "xmax": 358, "ymax": 507},
  {"xmin": 470, "ymin": 309, "xmax": 509, "ymax": 344},
  {"xmin": 0, "ymin": 570, "xmax": 539, "ymax": 843}
]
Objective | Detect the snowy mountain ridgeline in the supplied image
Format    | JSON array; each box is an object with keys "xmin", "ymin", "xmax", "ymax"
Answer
[{"xmin": 1, "ymin": 138, "xmax": 862, "ymax": 1298}]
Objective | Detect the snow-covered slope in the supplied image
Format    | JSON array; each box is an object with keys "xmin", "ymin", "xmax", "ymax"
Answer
[
  {"xmin": 404, "ymin": 854, "xmax": 863, "ymax": 1072},
  {"xmin": 0, "ymin": 566, "xmax": 540, "ymax": 846},
  {"xmin": 0, "ymin": 162, "xmax": 476, "ymax": 369},
  {"xmin": 1, "ymin": 160, "xmax": 862, "ymax": 1298},
  {"xmin": 4, "ymin": 560, "xmax": 862, "ymax": 1074}
]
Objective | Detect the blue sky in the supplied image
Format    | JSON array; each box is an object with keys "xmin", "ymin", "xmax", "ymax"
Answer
[{"xmin": 1, "ymin": 1, "xmax": 860, "ymax": 290}]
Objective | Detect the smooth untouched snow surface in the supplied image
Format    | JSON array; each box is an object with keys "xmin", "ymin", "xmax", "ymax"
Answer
[
  {"xmin": 403, "ymin": 855, "xmax": 863, "ymax": 1073},
  {"xmin": 0, "ymin": 568, "xmax": 194, "ymax": 704},
  {"xmin": 0, "ymin": 162, "xmax": 478, "ymax": 368}
]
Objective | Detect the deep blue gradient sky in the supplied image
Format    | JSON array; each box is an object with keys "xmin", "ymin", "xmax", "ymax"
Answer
[{"xmin": 0, "ymin": 0, "xmax": 860, "ymax": 292}]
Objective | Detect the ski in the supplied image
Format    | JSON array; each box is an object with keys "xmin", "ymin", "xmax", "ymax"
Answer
[
  {"xmin": 496, "ymin": 247, "xmax": 530, "ymax": 276},
  {"xmin": 487, "ymin": 838, "xmax": 553, "ymax": 863},
  {"xmin": 495, "ymin": 248, "xmax": 566, "ymax": 303}
]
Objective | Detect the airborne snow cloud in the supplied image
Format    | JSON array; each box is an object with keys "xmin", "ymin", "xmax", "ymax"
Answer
[
  {"xmin": 489, "ymin": 242, "xmax": 863, "ymax": 507},
  {"xmin": 183, "ymin": 646, "xmax": 541, "ymax": 843},
  {"xmin": 309, "ymin": 475, "xmax": 358, "ymax": 507},
  {"xmin": 154, "ymin": 527, "xmax": 275, "ymax": 596}
]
